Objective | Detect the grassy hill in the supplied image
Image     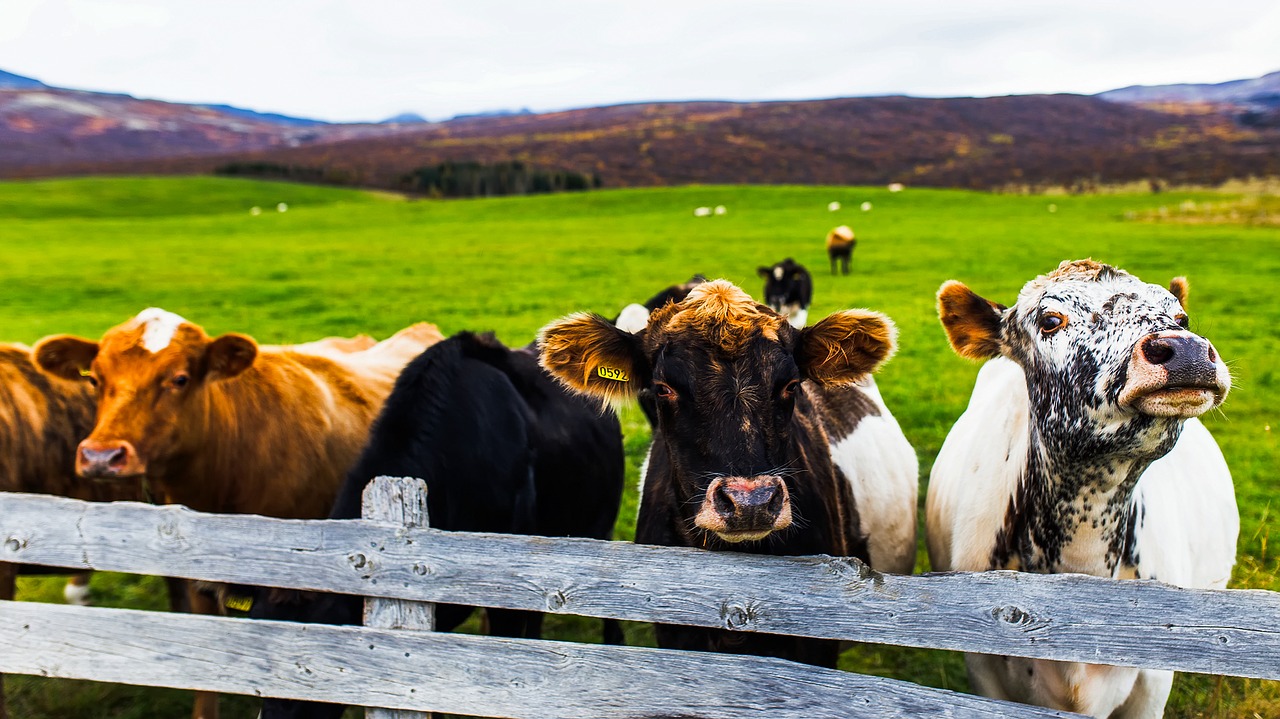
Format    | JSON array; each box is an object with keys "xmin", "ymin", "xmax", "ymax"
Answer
[{"xmin": 1, "ymin": 176, "xmax": 1276, "ymax": 717}]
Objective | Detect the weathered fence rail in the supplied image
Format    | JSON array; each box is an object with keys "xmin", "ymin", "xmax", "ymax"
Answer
[{"xmin": 0, "ymin": 477, "xmax": 1276, "ymax": 717}]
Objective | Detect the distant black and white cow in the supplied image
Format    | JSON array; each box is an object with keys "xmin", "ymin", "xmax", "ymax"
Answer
[
  {"xmin": 757, "ymin": 258, "xmax": 813, "ymax": 328},
  {"xmin": 257, "ymin": 332, "xmax": 625, "ymax": 719},
  {"xmin": 826, "ymin": 225, "xmax": 856, "ymax": 275},
  {"xmin": 928, "ymin": 260, "xmax": 1236, "ymax": 718},
  {"xmin": 614, "ymin": 274, "xmax": 707, "ymax": 333},
  {"xmin": 540, "ymin": 279, "xmax": 917, "ymax": 667}
]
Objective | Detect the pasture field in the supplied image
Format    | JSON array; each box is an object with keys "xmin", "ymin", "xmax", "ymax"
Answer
[{"xmin": 1, "ymin": 176, "xmax": 1276, "ymax": 718}]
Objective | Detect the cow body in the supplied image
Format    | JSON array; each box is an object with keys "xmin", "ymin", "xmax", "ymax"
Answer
[
  {"xmin": 33, "ymin": 310, "xmax": 441, "ymax": 719},
  {"xmin": 826, "ymin": 225, "xmax": 856, "ymax": 275},
  {"xmin": 540, "ymin": 280, "xmax": 917, "ymax": 668},
  {"xmin": 758, "ymin": 258, "xmax": 813, "ymax": 328},
  {"xmin": 928, "ymin": 260, "xmax": 1236, "ymax": 718},
  {"xmin": 258, "ymin": 331, "xmax": 625, "ymax": 719}
]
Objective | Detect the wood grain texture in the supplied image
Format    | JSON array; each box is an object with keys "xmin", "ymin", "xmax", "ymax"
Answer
[
  {"xmin": 362, "ymin": 478, "xmax": 434, "ymax": 719},
  {"xmin": 0, "ymin": 600, "xmax": 1077, "ymax": 718},
  {"xmin": 0, "ymin": 491, "xmax": 1277, "ymax": 679}
]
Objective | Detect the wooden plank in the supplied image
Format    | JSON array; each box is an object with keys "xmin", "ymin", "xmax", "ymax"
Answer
[
  {"xmin": 1, "ymin": 492, "xmax": 1278, "ymax": 679},
  {"xmin": 0, "ymin": 600, "xmax": 1077, "ymax": 719},
  {"xmin": 362, "ymin": 477, "xmax": 434, "ymax": 719}
]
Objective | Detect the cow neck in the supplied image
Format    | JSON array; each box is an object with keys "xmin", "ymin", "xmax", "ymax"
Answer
[
  {"xmin": 995, "ymin": 413, "xmax": 1181, "ymax": 578},
  {"xmin": 158, "ymin": 368, "xmax": 281, "ymax": 514}
]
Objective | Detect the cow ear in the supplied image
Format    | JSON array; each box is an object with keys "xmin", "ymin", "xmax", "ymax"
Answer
[
  {"xmin": 204, "ymin": 333, "xmax": 258, "ymax": 380},
  {"xmin": 757, "ymin": 266, "xmax": 771, "ymax": 278},
  {"xmin": 937, "ymin": 280, "xmax": 1005, "ymax": 360},
  {"xmin": 796, "ymin": 309, "xmax": 897, "ymax": 386},
  {"xmin": 33, "ymin": 336, "xmax": 100, "ymax": 381},
  {"xmin": 539, "ymin": 312, "xmax": 645, "ymax": 405},
  {"xmin": 1169, "ymin": 276, "xmax": 1189, "ymax": 310}
]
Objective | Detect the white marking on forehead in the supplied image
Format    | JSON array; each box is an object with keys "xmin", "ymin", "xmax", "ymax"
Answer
[
  {"xmin": 773, "ymin": 267, "xmax": 784, "ymax": 280},
  {"xmin": 134, "ymin": 308, "xmax": 188, "ymax": 353}
]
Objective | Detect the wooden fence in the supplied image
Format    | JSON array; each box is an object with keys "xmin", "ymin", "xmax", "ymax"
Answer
[{"xmin": 0, "ymin": 476, "xmax": 1277, "ymax": 718}]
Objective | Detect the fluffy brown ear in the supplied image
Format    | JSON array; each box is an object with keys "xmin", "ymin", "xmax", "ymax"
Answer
[
  {"xmin": 204, "ymin": 333, "xmax": 258, "ymax": 380},
  {"xmin": 33, "ymin": 335, "xmax": 100, "ymax": 381},
  {"xmin": 796, "ymin": 309, "xmax": 897, "ymax": 386},
  {"xmin": 1169, "ymin": 276, "xmax": 1189, "ymax": 310},
  {"xmin": 539, "ymin": 312, "xmax": 645, "ymax": 405},
  {"xmin": 937, "ymin": 280, "xmax": 1005, "ymax": 360}
]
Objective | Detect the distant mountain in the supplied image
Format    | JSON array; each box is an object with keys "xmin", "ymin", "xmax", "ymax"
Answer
[
  {"xmin": 44, "ymin": 93, "xmax": 1280, "ymax": 192},
  {"xmin": 0, "ymin": 70, "xmax": 419, "ymax": 172},
  {"xmin": 381, "ymin": 112, "xmax": 428, "ymax": 124},
  {"xmin": 0, "ymin": 69, "xmax": 46, "ymax": 89},
  {"xmin": 1099, "ymin": 71, "xmax": 1280, "ymax": 108},
  {"xmin": 196, "ymin": 103, "xmax": 329, "ymax": 127},
  {"xmin": 449, "ymin": 108, "xmax": 533, "ymax": 121}
]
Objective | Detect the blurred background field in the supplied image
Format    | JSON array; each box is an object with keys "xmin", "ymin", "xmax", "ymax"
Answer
[{"xmin": 1, "ymin": 176, "xmax": 1276, "ymax": 717}]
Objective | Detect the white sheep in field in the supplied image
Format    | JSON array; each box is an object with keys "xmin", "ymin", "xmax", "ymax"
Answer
[
  {"xmin": 888, "ymin": 183, "xmax": 904, "ymax": 192},
  {"xmin": 828, "ymin": 201, "xmax": 841, "ymax": 211},
  {"xmin": 714, "ymin": 205, "xmax": 727, "ymax": 215},
  {"xmin": 693, "ymin": 207, "xmax": 711, "ymax": 217}
]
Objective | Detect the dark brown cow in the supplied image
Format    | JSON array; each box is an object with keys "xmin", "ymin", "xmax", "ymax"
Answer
[
  {"xmin": 0, "ymin": 343, "xmax": 148, "ymax": 719},
  {"xmin": 539, "ymin": 280, "xmax": 917, "ymax": 667},
  {"xmin": 33, "ymin": 309, "xmax": 442, "ymax": 719}
]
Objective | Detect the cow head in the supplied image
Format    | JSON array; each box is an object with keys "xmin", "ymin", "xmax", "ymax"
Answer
[
  {"xmin": 938, "ymin": 260, "xmax": 1229, "ymax": 461},
  {"xmin": 34, "ymin": 308, "xmax": 257, "ymax": 481},
  {"xmin": 757, "ymin": 258, "xmax": 810, "ymax": 320},
  {"xmin": 540, "ymin": 280, "xmax": 896, "ymax": 543}
]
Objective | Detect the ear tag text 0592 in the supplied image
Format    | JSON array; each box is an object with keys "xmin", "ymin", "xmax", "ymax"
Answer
[{"xmin": 596, "ymin": 366, "xmax": 629, "ymax": 382}]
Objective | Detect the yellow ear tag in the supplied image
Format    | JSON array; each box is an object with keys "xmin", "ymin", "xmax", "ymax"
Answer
[
  {"xmin": 224, "ymin": 594, "xmax": 254, "ymax": 612},
  {"xmin": 596, "ymin": 366, "xmax": 629, "ymax": 382},
  {"xmin": 78, "ymin": 369, "xmax": 91, "ymax": 377}
]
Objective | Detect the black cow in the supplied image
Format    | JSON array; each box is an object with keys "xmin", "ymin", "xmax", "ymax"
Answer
[
  {"xmin": 540, "ymin": 280, "xmax": 918, "ymax": 668},
  {"xmin": 257, "ymin": 331, "xmax": 625, "ymax": 719},
  {"xmin": 757, "ymin": 258, "xmax": 813, "ymax": 328}
]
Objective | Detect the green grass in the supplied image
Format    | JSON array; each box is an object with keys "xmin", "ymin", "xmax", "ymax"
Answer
[{"xmin": 2, "ymin": 176, "xmax": 1277, "ymax": 717}]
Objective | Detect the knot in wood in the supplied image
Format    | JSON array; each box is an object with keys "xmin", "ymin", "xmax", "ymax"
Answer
[
  {"xmin": 545, "ymin": 589, "xmax": 567, "ymax": 611},
  {"xmin": 412, "ymin": 562, "xmax": 430, "ymax": 576},
  {"xmin": 348, "ymin": 552, "xmax": 369, "ymax": 570},
  {"xmin": 993, "ymin": 605, "xmax": 1035, "ymax": 627},
  {"xmin": 719, "ymin": 601, "xmax": 758, "ymax": 630},
  {"xmin": 3, "ymin": 536, "xmax": 26, "ymax": 553}
]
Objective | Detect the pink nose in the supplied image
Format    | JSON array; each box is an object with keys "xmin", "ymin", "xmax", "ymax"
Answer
[
  {"xmin": 695, "ymin": 476, "xmax": 793, "ymax": 541},
  {"xmin": 77, "ymin": 440, "xmax": 143, "ymax": 479}
]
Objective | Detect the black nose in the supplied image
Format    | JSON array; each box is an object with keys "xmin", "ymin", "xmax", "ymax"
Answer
[{"xmin": 1140, "ymin": 335, "xmax": 1218, "ymax": 387}]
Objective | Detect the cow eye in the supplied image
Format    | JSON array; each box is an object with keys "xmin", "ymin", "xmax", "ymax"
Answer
[
  {"xmin": 654, "ymin": 381, "xmax": 677, "ymax": 400},
  {"xmin": 1038, "ymin": 312, "xmax": 1067, "ymax": 335},
  {"xmin": 172, "ymin": 374, "xmax": 190, "ymax": 389},
  {"xmin": 1175, "ymin": 314, "xmax": 1189, "ymax": 329},
  {"xmin": 781, "ymin": 379, "xmax": 801, "ymax": 398},
  {"xmin": 85, "ymin": 375, "xmax": 98, "ymax": 388}
]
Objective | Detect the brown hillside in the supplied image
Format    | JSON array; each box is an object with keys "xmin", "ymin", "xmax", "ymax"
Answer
[{"xmin": 11, "ymin": 94, "xmax": 1280, "ymax": 190}]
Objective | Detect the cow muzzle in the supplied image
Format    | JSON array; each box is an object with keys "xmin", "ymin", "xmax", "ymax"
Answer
[
  {"xmin": 694, "ymin": 476, "xmax": 792, "ymax": 543},
  {"xmin": 1119, "ymin": 331, "xmax": 1230, "ymax": 417},
  {"xmin": 77, "ymin": 439, "xmax": 146, "ymax": 480}
]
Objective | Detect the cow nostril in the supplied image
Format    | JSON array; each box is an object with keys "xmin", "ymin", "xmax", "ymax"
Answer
[
  {"xmin": 764, "ymin": 485, "xmax": 784, "ymax": 515},
  {"xmin": 105, "ymin": 447, "xmax": 127, "ymax": 468},
  {"xmin": 1142, "ymin": 338, "xmax": 1175, "ymax": 366},
  {"xmin": 1207, "ymin": 345, "xmax": 1217, "ymax": 363},
  {"xmin": 712, "ymin": 484, "xmax": 736, "ymax": 517}
]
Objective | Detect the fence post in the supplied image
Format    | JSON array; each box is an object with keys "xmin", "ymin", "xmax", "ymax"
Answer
[{"xmin": 362, "ymin": 476, "xmax": 434, "ymax": 719}]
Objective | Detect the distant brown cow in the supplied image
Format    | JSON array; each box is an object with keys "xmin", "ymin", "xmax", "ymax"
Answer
[
  {"xmin": 826, "ymin": 225, "xmax": 856, "ymax": 275},
  {"xmin": 34, "ymin": 309, "xmax": 442, "ymax": 719}
]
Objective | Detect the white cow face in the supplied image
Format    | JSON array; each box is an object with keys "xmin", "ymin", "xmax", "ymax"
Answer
[{"xmin": 938, "ymin": 260, "xmax": 1230, "ymax": 460}]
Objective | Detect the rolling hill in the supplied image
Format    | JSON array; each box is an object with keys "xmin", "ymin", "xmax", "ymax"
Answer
[{"xmin": 2, "ymin": 68, "xmax": 1278, "ymax": 191}]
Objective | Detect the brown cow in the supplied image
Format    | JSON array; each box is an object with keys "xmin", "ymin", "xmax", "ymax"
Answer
[
  {"xmin": 0, "ymin": 343, "xmax": 149, "ymax": 719},
  {"xmin": 34, "ymin": 309, "xmax": 442, "ymax": 719},
  {"xmin": 826, "ymin": 225, "xmax": 856, "ymax": 275}
]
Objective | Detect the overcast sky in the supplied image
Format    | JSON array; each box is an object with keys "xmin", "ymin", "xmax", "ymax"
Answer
[{"xmin": 2, "ymin": 0, "xmax": 1277, "ymax": 123}]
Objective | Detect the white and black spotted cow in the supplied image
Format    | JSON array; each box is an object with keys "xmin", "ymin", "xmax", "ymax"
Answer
[
  {"xmin": 758, "ymin": 258, "xmax": 813, "ymax": 328},
  {"xmin": 927, "ymin": 259, "xmax": 1237, "ymax": 718},
  {"xmin": 540, "ymin": 279, "xmax": 918, "ymax": 667}
]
